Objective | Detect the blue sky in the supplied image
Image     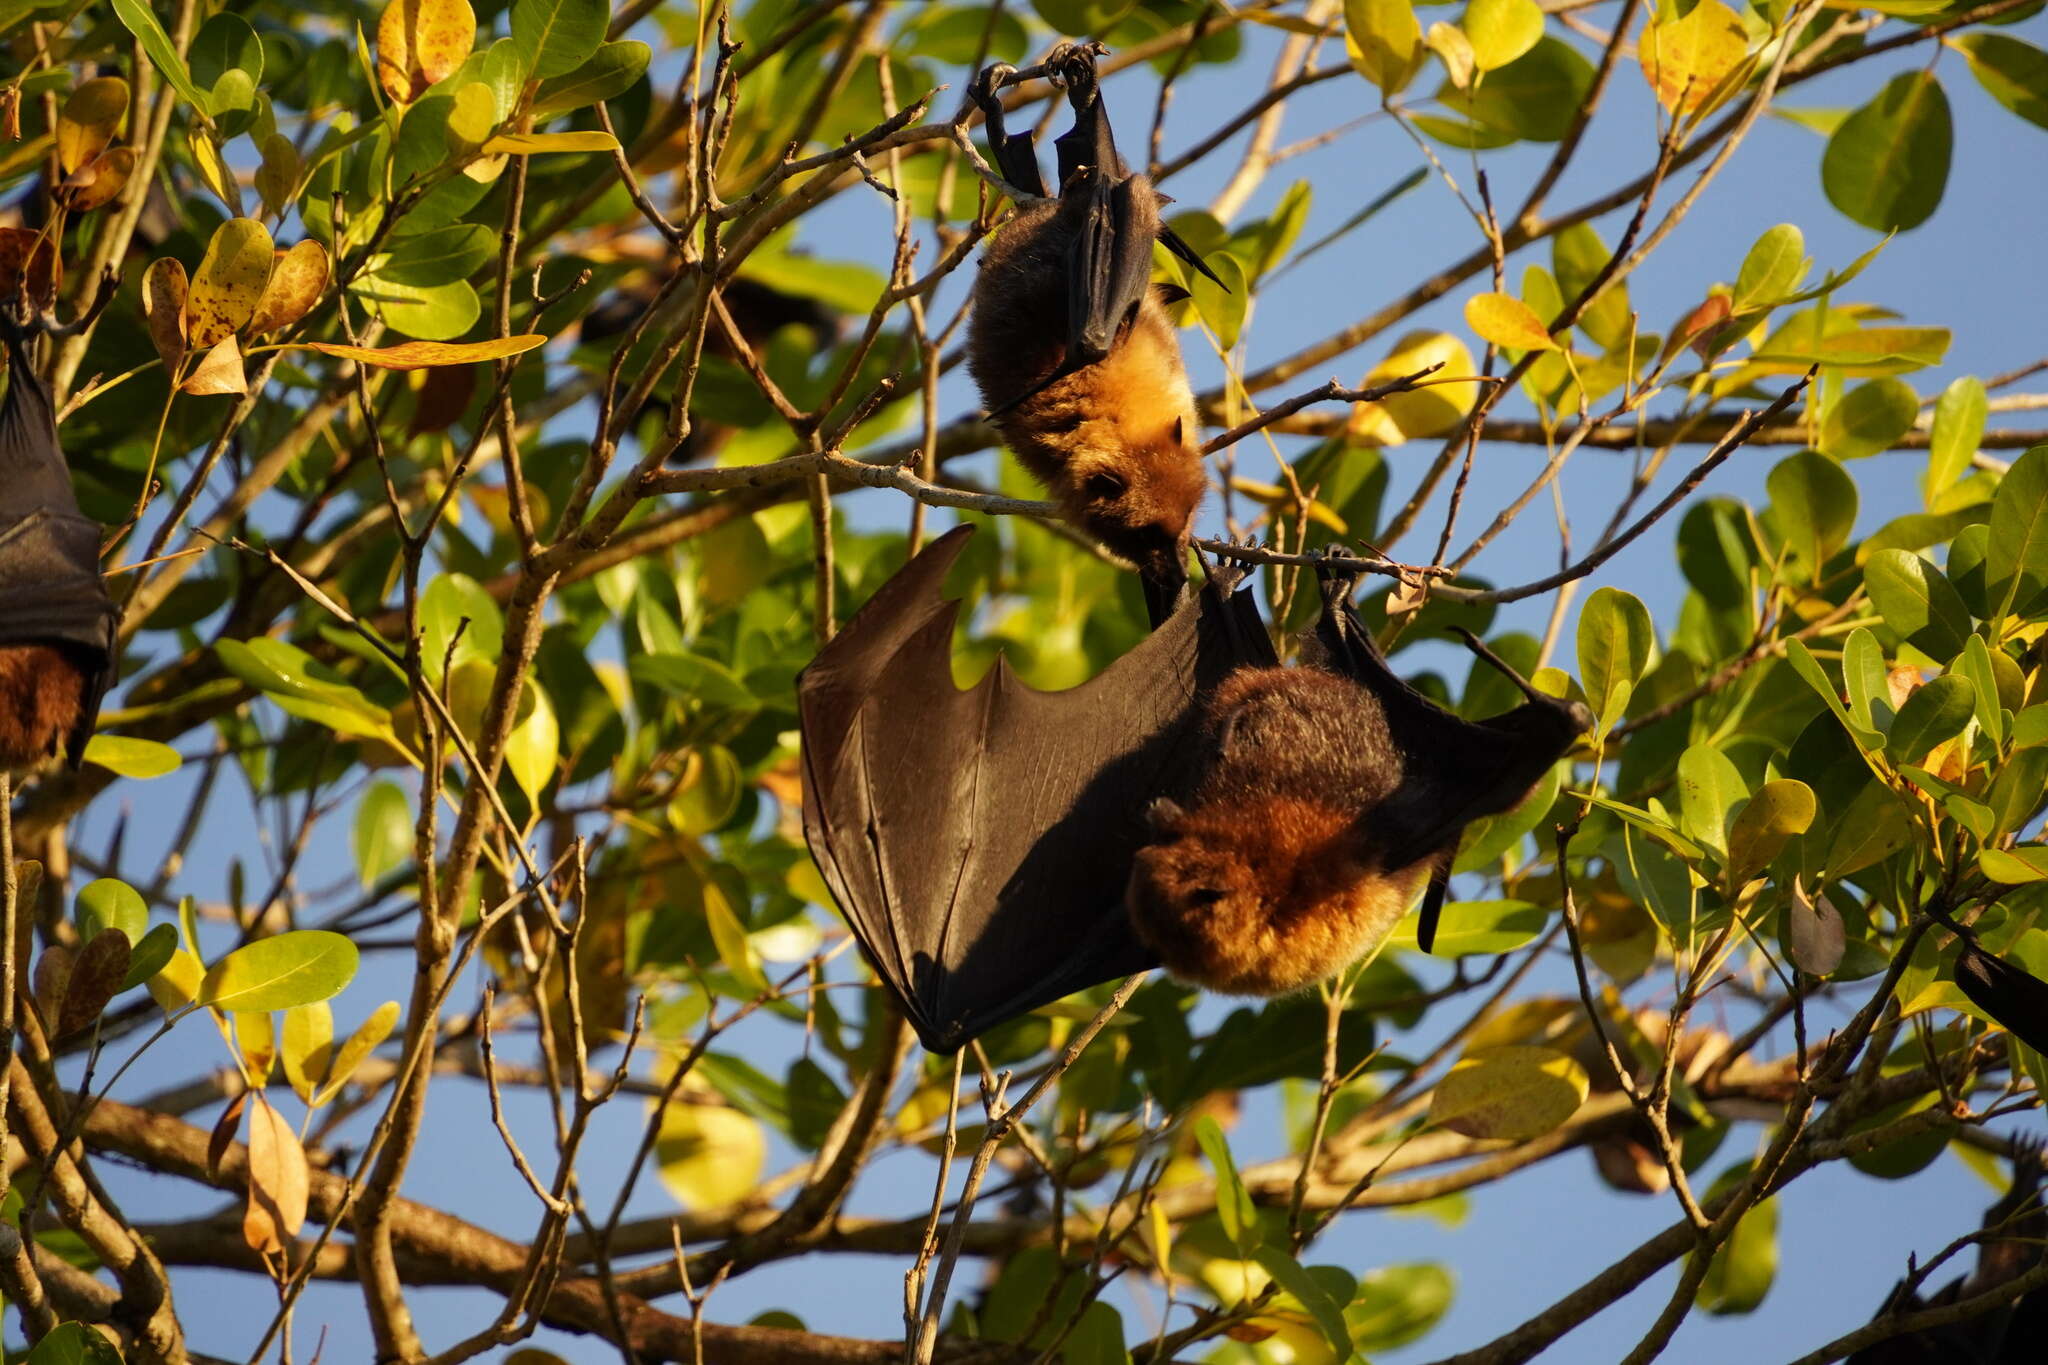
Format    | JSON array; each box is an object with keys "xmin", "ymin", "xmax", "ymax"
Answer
[{"xmin": 61, "ymin": 5, "xmax": 2048, "ymax": 1361}]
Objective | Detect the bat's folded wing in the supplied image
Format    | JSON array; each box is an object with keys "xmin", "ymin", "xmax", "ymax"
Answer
[{"xmin": 800, "ymin": 526, "xmax": 1267, "ymax": 1051}]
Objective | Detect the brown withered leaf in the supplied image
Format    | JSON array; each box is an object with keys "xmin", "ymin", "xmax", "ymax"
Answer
[
  {"xmin": 182, "ymin": 335, "xmax": 248, "ymax": 396},
  {"xmin": 56, "ymin": 146, "xmax": 135, "ymax": 213},
  {"xmin": 247, "ymin": 240, "xmax": 330, "ymax": 337},
  {"xmin": 1886, "ymin": 666, "xmax": 1924, "ymax": 712},
  {"xmin": 297, "ymin": 334, "xmax": 546, "ymax": 369},
  {"xmin": 1666, "ymin": 294, "xmax": 1732, "ymax": 362},
  {"xmin": 0, "ymin": 227, "xmax": 60, "ymax": 308},
  {"xmin": 58, "ymin": 928, "xmax": 131, "ymax": 1038},
  {"xmin": 243, "ymin": 1094, "xmax": 310, "ymax": 1256},
  {"xmin": 1786, "ymin": 879, "xmax": 1846, "ymax": 978},
  {"xmin": 55, "ymin": 76, "xmax": 127, "ymax": 176},
  {"xmin": 209, "ymin": 1091, "xmax": 248, "ymax": 1179},
  {"xmin": 31, "ymin": 945, "xmax": 73, "ymax": 1029},
  {"xmin": 143, "ymin": 258, "xmax": 189, "ymax": 371}
]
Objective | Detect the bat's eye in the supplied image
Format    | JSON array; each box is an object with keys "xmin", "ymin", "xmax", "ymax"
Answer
[
  {"xmin": 1084, "ymin": 471, "xmax": 1127, "ymax": 501},
  {"xmin": 1186, "ymin": 887, "xmax": 1225, "ymax": 908}
]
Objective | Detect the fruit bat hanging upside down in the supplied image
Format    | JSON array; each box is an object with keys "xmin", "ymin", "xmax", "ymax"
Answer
[
  {"xmin": 0, "ymin": 309, "xmax": 117, "ymax": 771},
  {"xmin": 797, "ymin": 527, "xmax": 1590, "ymax": 1052},
  {"xmin": 965, "ymin": 41, "xmax": 1225, "ymax": 626}
]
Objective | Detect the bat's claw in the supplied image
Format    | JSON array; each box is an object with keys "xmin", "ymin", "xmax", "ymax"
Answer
[
  {"xmin": 1310, "ymin": 545, "xmax": 1365, "ymax": 601},
  {"xmin": 1046, "ymin": 40, "xmax": 1107, "ymax": 95},
  {"xmin": 969, "ymin": 62, "xmax": 1015, "ymax": 118}
]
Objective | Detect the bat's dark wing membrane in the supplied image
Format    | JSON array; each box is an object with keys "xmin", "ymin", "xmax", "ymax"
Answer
[
  {"xmin": 0, "ymin": 325, "xmax": 117, "ymax": 764},
  {"xmin": 1309, "ymin": 566, "xmax": 1585, "ymax": 951},
  {"xmin": 800, "ymin": 525, "xmax": 1272, "ymax": 1051}
]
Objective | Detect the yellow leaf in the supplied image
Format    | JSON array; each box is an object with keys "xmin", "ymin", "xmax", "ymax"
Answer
[
  {"xmin": 255, "ymin": 134, "xmax": 300, "ymax": 218},
  {"xmin": 281, "ymin": 1001, "xmax": 335, "ymax": 1105},
  {"xmin": 655, "ymin": 1101, "xmax": 764, "ymax": 1211},
  {"xmin": 233, "ymin": 1010, "xmax": 276, "ymax": 1086},
  {"xmin": 1431, "ymin": 1044, "xmax": 1589, "ymax": 1141},
  {"xmin": 186, "ymin": 218, "xmax": 275, "ymax": 346},
  {"xmin": 447, "ymin": 80, "xmax": 497, "ymax": 151},
  {"xmin": 148, "ymin": 947, "xmax": 203, "ymax": 1011},
  {"xmin": 182, "ymin": 335, "xmax": 248, "ymax": 395},
  {"xmin": 296, "ymin": 334, "xmax": 548, "ymax": 369},
  {"xmin": 1463, "ymin": 0, "xmax": 1544, "ymax": 71},
  {"xmin": 1426, "ymin": 22, "xmax": 1476, "ymax": 90},
  {"xmin": 243, "ymin": 1094, "xmax": 311, "ymax": 1254},
  {"xmin": 1345, "ymin": 0, "xmax": 1426, "ymax": 94},
  {"xmin": 703, "ymin": 877, "xmax": 767, "ymax": 994},
  {"xmin": 376, "ymin": 0, "xmax": 477, "ymax": 105},
  {"xmin": 313, "ymin": 1001, "xmax": 400, "ymax": 1107},
  {"xmin": 1464, "ymin": 291, "xmax": 1556, "ymax": 351},
  {"xmin": 190, "ymin": 126, "xmax": 238, "ymax": 214},
  {"xmin": 56, "ymin": 76, "xmax": 127, "ymax": 176},
  {"xmin": 142, "ymin": 258, "xmax": 189, "ymax": 372},
  {"xmin": 248, "ymin": 240, "xmax": 331, "ymax": 337},
  {"xmin": 1640, "ymin": 0, "xmax": 1751, "ymax": 118},
  {"xmin": 1351, "ymin": 330, "xmax": 1479, "ymax": 446},
  {"xmin": 481, "ymin": 130, "xmax": 623, "ymax": 155}
]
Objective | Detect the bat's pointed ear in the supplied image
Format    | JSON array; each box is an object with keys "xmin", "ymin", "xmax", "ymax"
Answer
[
  {"xmin": 1145, "ymin": 797, "xmax": 1187, "ymax": 832},
  {"xmin": 1171, "ymin": 416, "xmax": 1184, "ymax": 445}
]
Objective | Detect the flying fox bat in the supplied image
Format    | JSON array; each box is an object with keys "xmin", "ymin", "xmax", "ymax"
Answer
[
  {"xmin": 798, "ymin": 524, "xmax": 1276, "ymax": 1053},
  {"xmin": 966, "ymin": 42, "xmax": 1223, "ymax": 626},
  {"xmin": 0, "ymin": 311, "xmax": 116, "ymax": 771},
  {"xmin": 1847, "ymin": 1136, "xmax": 2047, "ymax": 1363},
  {"xmin": 1127, "ymin": 559, "xmax": 1591, "ymax": 985}
]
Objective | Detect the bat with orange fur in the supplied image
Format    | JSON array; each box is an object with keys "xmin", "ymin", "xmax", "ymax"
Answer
[
  {"xmin": 1127, "ymin": 558, "xmax": 1590, "ymax": 988},
  {"xmin": 966, "ymin": 41, "xmax": 1222, "ymax": 626},
  {"xmin": 0, "ymin": 309, "xmax": 116, "ymax": 771}
]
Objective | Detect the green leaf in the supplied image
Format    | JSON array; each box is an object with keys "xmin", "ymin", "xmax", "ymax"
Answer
[
  {"xmin": 1193, "ymin": 1115, "xmax": 1260, "ymax": 1254},
  {"xmin": 1440, "ymin": 36, "xmax": 1594, "ymax": 141},
  {"xmin": 1188, "ymin": 249, "xmax": 1248, "ymax": 350},
  {"xmin": 1725, "ymin": 780, "xmax": 1815, "ymax": 888},
  {"xmin": 198, "ymin": 931, "xmax": 360, "ymax": 1012},
  {"xmin": 109, "ymin": 0, "xmax": 209, "ymax": 112},
  {"xmin": 510, "ymin": 0, "xmax": 606, "ymax": 80},
  {"xmin": 1431, "ymin": 1044, "xmax": 1588, "ymax": 1140},
  {"xmin": 1959, "ymin": 636, "xmax": 2007, "ymax": 747},
  {"xmin": 374, "ymin": 223, "xmax": 496, "ymax": 287},
  {"xmin": 1884, "ymin": 674, "xmax": 1975, "ymax": 765},
  {"xmin": 1695, "ymin": 1179, "xmax": 1778, "ymax": 1313},
  {"xmin": 191, "ymin": 11, "xmax": 264, "ymax": 92},
  {"xmin": 1821, "ymin": 72, "xmax": 1952, "ymax": 231},
  {"xmin": 313, "ymin": 1000, "xmax": 400, "ymax": 1105},
  {"xmin": 25, "ymin": 1322, "xmax": 124, "ymax": 1365},
  {"xmin": 1348, "ymin": 1263, "xmax": 1455, "ymax": 1352},
  {"xmin": 351, "ymin": 275, "xmax": 480, "ymax": 341},
  {"xmin": 282, "ymin": 1000, "xmax": 334, "ymax": 1104},
  {"xmin": 1733, "ymin": 224, "xmax": 1808, "ymax": 311},
  {"xmin": 1988, "ymin": 445, "xmax": 2048, "ymax": 621},
  {"xmin": 1676, "ymin": 497, "xmax": 1756, "ymax": 608},
  {"xmin": 1820, "ymin": 378, "xmax": 1917, "ymax": 459},
  {"xmin": 1953, "ymin": 34, "xmax": 2048, "ymax": 130},
  {"xmin": 1552, "ymin": 222, "xmax": 1628, "ymax": 350},
  {"xmin": 1983, "ymin": 846, "xmax": 2048, "ymax": 884},
  {"xmin": 1926, "ymin": 375, "xmax": 1988, "ymax": 504},
  {"xmin": 76, "ymin": 877, "xmax": 146, "ymax": 945},
  {"xmin": 1786, "ymin": 638, "xmax": 1883, "ymax": 750},
  {"xmin": 353, "ymin": 781, "xmax": 412, "ymax": 888},
  {"xmin": 1767, "ymin": 449, "xmax": 1857, "ymax": 581},
  {"xmin": 1863, "ymin": 549, "xmax": 1974, "ymax": 661},
  {"xmin": 1577, "ymin": 586, "xmax": 1653, "ymax": 736},
  {"xmin": 1827, "ymin": 782, "xmax": 1913, "ymax": 876},
  {"xmin": 1254, "ymin": 1246, "xmax": 1354, "ymax": 1359},
  {"xmin": 532, "ymin": 38, "xmax": 650, "ymax": 116},
  {"xmin": 1677, "ymin": 744, "xmax": 1747, "ymax": 857},
  {"xmin": 122, "ymin": 922, "xmax": 179, "ymax": 992},
  {"xmin": 1842, "ymin": 627, "xmax": 1886, "ymax": 733},
  {"xmin": 1388, "ymin": 900, "xmax": 1546, "ymax": 956},
  {"xmin": 82, "ymin": 734, "xmax": 181, "ymax": 778},
  {"xmin": 703, "ymin": 877, "xmax": 766, "ymax": 994}
]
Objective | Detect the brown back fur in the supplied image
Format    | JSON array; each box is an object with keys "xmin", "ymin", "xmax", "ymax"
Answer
[{"xmin": 0, "ymin": 643, "xmax": 86, "ymax": 771}]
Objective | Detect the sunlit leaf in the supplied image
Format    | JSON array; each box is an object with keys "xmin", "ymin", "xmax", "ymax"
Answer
[
  {"xmin": 1822, "ymin": 73, "xmax": 1952, "ymax": 231},
  {"xmin": 1431, "ymin": 1044, "xmax": 1588, "ymax": 1140},
  {"xmin": 83, "ymin": 734, "xmax": 180, "ymax": 778},
  {"xmin": 143, "ymin": 257, "xmax": 189, "ymax": 371},
  {"xmin": 1577, "ymin": 586, "xmax": 1654, "ymax": 737},
  {"xmin": 377, "ymin": 0, "xmax": 477, "ymax": 104},
  {"xmin": 186, "ymin": 218, "xmax": 275, "ymax": 346},
  {"xmin": 481, "ymin": 129, "xmax": 622, "ymax": 155},
  {"xmin": 296, "ymin": 334, "xmax": 547, "ymax": 369},
  {"xmin": 1953, "ymin": 33, "xmax": 2048, "ymax": 131},
  {"xmin": 655, "ymin": 1101, "xmax": 765, "ymax": 1211},
  {"xmin": 243, "ymin": 1094, "xmax": 311, "ymax": 1254},
  {"xmin": 313, "ymin": 1001, "xmax": 401, "ymax": 1106},
  {"xmin": 1465, "ymin": 292, "xmax": 1554, "ymax": 350},
  {"xmin": 282, "ymin": 1001, "xmax": 335, "ymax": 1105},
  {"xmin": 1346, "ymin": 0, "xmax": 1426, "ymax": 95},
  {"xmin": 248, "ymin": 241, "xmax": 331, "ymax": 337},
  {"xmin": 1639, "ymin": 0, "xmax": 1749, "ymax": 117},
  {"xmin": 510, "ymin": 0, "xmax": 607, "ymax": 79},
  {"xmin": 56, "ymin": 76, "xmax": 127, "ymax": 176},
  {"xmin": 1820, "ymin": 378, "xmax": 1917, "ymax": 459},
  {"xmin": 532, "ymin": 38, "xmax": 651, "ymax": 116},
  {"xmin": 1463, "ymin": 0, "xmax": 1543, "ymax": 71},
  {"xmin": 199, "ymin": 931, "xmax": 360, "ymax": 1012},
  {"xmin": 181, "ymin": 335, "xmax": 248, "ymax": 396}
]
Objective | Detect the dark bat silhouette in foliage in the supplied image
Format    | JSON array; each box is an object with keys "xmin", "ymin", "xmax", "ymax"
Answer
[
  {"xmin": 965, "ymin": 40, "xmax": 1224, "ymax": 626},
  {"xmin": 0, "ymin": 307, "xmax": 116, "ymax": 771},
  {"xmin": 1848, "ymin": 1134, "xmax": 2048, "ymax": 1363},
  {"xmin": 798, "ymin": 530, "xmax": 1587, "ymax": 1053}
]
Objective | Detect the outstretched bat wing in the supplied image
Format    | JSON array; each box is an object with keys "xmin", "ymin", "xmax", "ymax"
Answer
[
  {"xmin": 1310, "ymin": 568, "xmax": 1586, "ymax": 950},
  {"xmin": 0, "ymin": 326, "xmax": 117, "ymax": 763},
  {"xmin": 800, "ymin": 526, "xmax": 1272, "ymax": 1051}
]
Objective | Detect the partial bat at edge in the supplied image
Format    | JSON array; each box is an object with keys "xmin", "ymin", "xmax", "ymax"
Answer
[
  {"xmin": 0, "ymin": 313, "xmax": 117, "ymax": 770},
  {"xmin": 797, "ymin": 524, "xmax": 1275, "ymax": 1053}
]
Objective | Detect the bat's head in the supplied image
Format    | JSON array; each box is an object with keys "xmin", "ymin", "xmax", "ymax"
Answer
[
  {"xmin": 1126, "ymin": 796, "xmax": 1413, "ymax": 995},
  {"xmin": 1064, "ymin": 417, "xmax": 1206, "ymax": 623}
]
